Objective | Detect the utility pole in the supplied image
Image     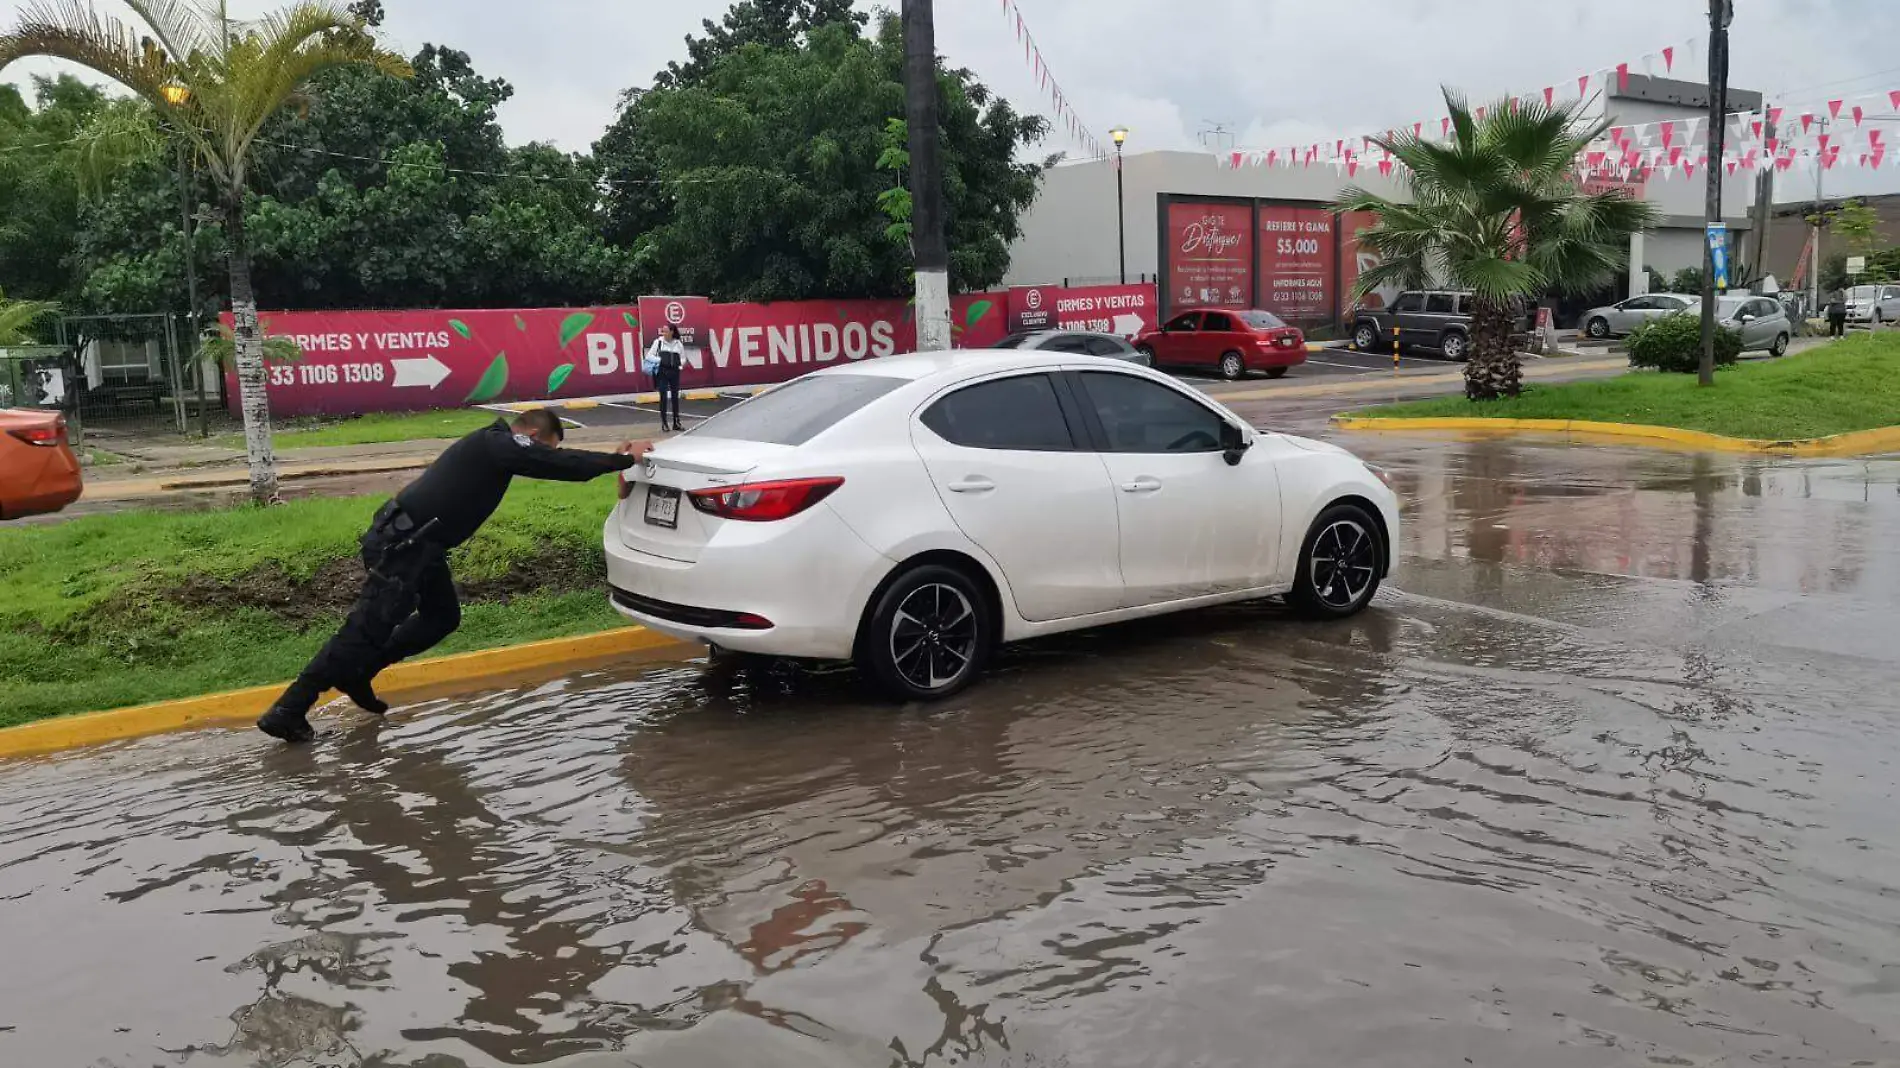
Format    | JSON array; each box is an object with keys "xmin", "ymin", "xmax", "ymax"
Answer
[
  {"xmin": 901, "ymin": 0, "xmax": 951, "ymax": 352},
  {"xmin": 1810, "ymin": 117, "xmax": 1827, "ymax": 317},
  {"xmin": 1749, "ymin": 149, "xmax": 1773, "ymax": 293},
  {"xmin": 1697, "ymin": 0, "xmax": 1731, "ymax": 386}
]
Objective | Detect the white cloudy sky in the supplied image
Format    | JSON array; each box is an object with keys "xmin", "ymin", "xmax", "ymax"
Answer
[{"xmin": 7, "ymin": 0, "xmax": 1900, "ymax": 201}]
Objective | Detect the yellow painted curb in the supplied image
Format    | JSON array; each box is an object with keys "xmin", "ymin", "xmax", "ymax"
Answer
[
  {"xmin": 1331, "ymin": 415, "xmax": 1900, "ymax": 458},
  {"xmin": 0, "ymin": 626, "xmax": 689, "ymax": 759}
]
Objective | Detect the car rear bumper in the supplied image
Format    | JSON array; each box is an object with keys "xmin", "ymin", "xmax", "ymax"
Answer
[
  {"xmin": 0, "ymin": 448, "xmax": 82, "ymax": 520},
  {"xmin": 601, "ymin": 502, "xmax": 889, "ymax": 659},
  {"xmin": 1246, "ymin": 346, "xmax": 1309, "ymax": 369}
]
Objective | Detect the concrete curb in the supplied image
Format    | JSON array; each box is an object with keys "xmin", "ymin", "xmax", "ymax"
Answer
[
  {"xmin": 0, "ymin": 625, "xmax": 689, "ymax": 759},
  {"xmin": 1330, "ymin": 415, "xmax": 1900, "ymax": 457}
]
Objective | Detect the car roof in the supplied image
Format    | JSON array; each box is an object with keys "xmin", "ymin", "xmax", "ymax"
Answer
[{"xmin": 806, "ymin": 349, "xmax": 1139, "ymax": 383}]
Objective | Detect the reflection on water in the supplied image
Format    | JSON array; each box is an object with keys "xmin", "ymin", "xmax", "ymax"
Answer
[{"xmin": 3, "ymin": 441, "xmax": 1900, "ymax": 1066}]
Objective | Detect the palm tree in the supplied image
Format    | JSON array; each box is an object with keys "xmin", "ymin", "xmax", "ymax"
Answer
[
  {"xmin": 0, "ymin": 1, "xmax": 409, "ymax": 502},
  {"xmin": 0, "ymin": 291, "xmax": 59, "ymax": 345},
  {"xmin": 1341, "ymin": 90, "xmax": 1656, "ymax": 400}
]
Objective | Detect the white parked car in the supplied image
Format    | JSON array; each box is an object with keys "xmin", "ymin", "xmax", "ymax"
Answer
[
  {"xmin": 604, "ymin": 351, "xmax": 1400, "ymax": 700},
  {"xmin": 1844, "ymin": 283, "xmax": 1900, "ymax": 326}
]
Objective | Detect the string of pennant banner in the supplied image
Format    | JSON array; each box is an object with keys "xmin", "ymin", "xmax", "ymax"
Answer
[
  {"xmin": 1218, "ymin": 34, "xmax": 1900, "ymax": 181},
  {"xmin": 996, "ymin": 0, "xmax": 1104, "ymax": 159}
]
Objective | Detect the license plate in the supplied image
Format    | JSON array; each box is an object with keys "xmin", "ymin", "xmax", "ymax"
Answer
[{"xmin": 644, "ymin": 485, "xmax": 680, "ymax": 528}]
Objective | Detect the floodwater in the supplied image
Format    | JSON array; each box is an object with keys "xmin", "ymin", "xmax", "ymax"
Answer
[{"xmin": 5, "ymin": 435, "xmax": 1900, "ymax": 1068}]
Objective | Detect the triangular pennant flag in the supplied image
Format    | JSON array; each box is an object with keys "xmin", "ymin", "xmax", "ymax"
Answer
[
  {"xmin": 1587, "ymin": 150, "xmax": 1606, "ymax": 167},
  {"xmin": 1767, "ymin": 136, "xmax": 1779, "ymax": 153},
  {"xmin": 1820, "ymin": 133, "xmax": 1832, "ymax": 151},
  {"xmin": 1476, "ymin": 105, "xmax": 1487, "ymax": 121},
  {"xmin": 1853, "ymin": 105, "xmax": 1865, "ymax": 126},
  {"xmin": 1669, "ymin": 145, "xmax": 1684, "ymax": 165},
  {"xmin": 1266, "ymin": 149, "xmax": 1277, "ymax": 166},
  {"xmin": 1378, "ymin": 159, "xmax": 1393, "ymax": 177},
  {"xmin": 1875, "ymin": 147, "xmax": 1888, "ymax": 169},
  {"xmin": 1890, "ymin": 90, "xmax": 1900, "ymax": 111},
  {"xmin": 1829, "ymin": 99, "xmax": 1844, "ymax": 119},
  {"xmin": 1642, "ymin": 55, "xmax": 1655, "ymax": 79},
  {"xmin": 1543, "ymin": 86, "xmax": 1554, "ymax": 107},
  {"xmin": 1683, "ymin": 159, "xmax": 1697, "ymax": 179},
  {"xmin": 1346, "ymin": 159, "xmax": 1359, "ymax": 178},
  {"xmin": 1413, "ymin": 121, "xmax": 1422, "ymax": 139},
  {"xmin": 1663, "ymin": 46, "xmax": 1675, "ymax": 71},
  {"xmin": 1616, "ymin": 63, "xmax": 1630, "ymax": 91},
  {"xmin": 1229, "ymin": 150, "xmax": 1243, "ymax": 169},
  {"xmin": 1726, "ymin": 161, "xmax": 1736, "ymax": 176},
  {"xmin": 1441, "ymin": 116, "xmax": 1451, "ymax": 137},
  {"xmin": 1751, "ymin": 121, "xmax": 1762, "ymax": 139},
  {"xmin": 1767, "ymin": 106, "xmax": 1783, "ymax": 127},
  {"xmin": 1872, "ymin": 129, "xmax": 1885, "ymax": 147},
  {"xmin": 1801, "ymin": 113, "xmax": 1814, "ymax": 134},
  {"xmin": 1578, "ymin": 73, "xmax": 1591, "ymax": 98},
  {"xmin": 1660, "ymin": 120, "xmax": 1675, "ymax": 147}
]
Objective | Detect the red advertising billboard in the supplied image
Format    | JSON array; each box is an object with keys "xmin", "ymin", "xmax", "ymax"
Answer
[
  {"xmin": 1338, "ymin": 209, "xmax": 1397, "ymax": 315},
  {"xmin": 1007, "ymin": 283, "xmax": 1157, "ymax": 337},
  {"xmin": 1165, "ymin": 201, "xmax": 1253, "ymax": 312},
  {"xmin": 1256, "ymin": 205, "xmax": 1336, "ymax": 323},
  {"xmin": 230, "ymin": 292, "xmax": 1013, "ymax": 416}
]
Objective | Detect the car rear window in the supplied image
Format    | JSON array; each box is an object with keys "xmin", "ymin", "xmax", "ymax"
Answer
[
  {"xmin": 1238, "ymin": 310, "xmax": 1287, "ymax": 328},
  {"xmin": 689, "ymin": 373, "xmax": 903, "ymax": 446}
]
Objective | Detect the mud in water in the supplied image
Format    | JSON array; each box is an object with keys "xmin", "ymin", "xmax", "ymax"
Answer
[{"xmin": 4, "ymin": 438, "xmax": 1900, "ymax": 1067}]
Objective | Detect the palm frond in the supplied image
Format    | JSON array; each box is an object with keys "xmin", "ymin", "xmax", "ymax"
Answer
[
  {"xmin": 0, "ymin": 296, "xmax": 61, "ymax": 344},
  {"xmin": 122, "ymin": 0, "xmax": 218, "ymax": 63},
  {"xmin": 0, "ymin": 0, "xmax": 175, "ymax": 100},
  {"xmin": 65, "ymin": 97, "xmax": 164, "ymax": 197}
]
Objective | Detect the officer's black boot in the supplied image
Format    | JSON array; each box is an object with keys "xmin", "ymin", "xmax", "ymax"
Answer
[
  {"xmin": 257, "ymin": 677, "xmax": 321, "ymax": 743},
  {"xmin": 336, "ymin": 672, "xmax": 389, "ymax": 716}
]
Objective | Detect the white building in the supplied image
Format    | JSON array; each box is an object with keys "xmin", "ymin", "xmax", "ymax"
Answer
[{"xmin": 1003, "ymin": 76, "xmax": 1761, "ymax": 328}]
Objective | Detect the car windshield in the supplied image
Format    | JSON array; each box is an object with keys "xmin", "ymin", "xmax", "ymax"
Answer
[
  {"xmin": 689, "ymin": 374, "xmax": 904, "ymax": 446},
  {"xmin": 1849, "ymin": 285, "xmax": 1881, "ymax": 301},
  {"xmin": 1238, "ymin": 310, "xmax": 1287, "ymax": 329},
  {"xmin": 1715, "ymin": 297, "xmax": 1749, "ymax": 316},
  {"xmin": 992, "ymin": 332, "xmax": 1034, "ymax": 349}
]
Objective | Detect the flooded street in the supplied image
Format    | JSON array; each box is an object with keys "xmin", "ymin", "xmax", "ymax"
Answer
[{"xmin": 5, "ymin": 432, "xmax": 1900, "ymax": 1067}]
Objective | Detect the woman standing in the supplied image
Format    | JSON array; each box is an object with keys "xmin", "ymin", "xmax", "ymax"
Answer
[{"xmin": 648, "ymin": 324, "xmax": 686, "ymax": 432}]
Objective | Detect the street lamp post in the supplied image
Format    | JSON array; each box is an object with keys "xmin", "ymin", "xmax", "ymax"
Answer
[
  {"xmin": 160, "ymin": 82, "xmax": 207, "ymax": 436},
  {"xmin": 1110, "ymin": 126, "xmax": 1128, "ymax": 285}
]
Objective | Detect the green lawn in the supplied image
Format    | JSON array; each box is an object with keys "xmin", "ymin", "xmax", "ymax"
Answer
[
  {"xmin": 1349, "ymin": 334, "xmax": 1900, "ymax": 440},
  {"xmin": 215, "ymin": 408, "xmax": 499, "ymax": 450},
  {"xmin": 0, "ymin": 478, "xmax": 627, "ymax": 728}
]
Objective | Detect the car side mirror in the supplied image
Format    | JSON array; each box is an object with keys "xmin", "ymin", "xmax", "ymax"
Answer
[
  {"xmin": 1736, "ymin": 312, "xmax": 1754, "ymax": 322},
  {"xmin": 1220, "ymin": 422, "xmax": 1250, "ymax": 466}
]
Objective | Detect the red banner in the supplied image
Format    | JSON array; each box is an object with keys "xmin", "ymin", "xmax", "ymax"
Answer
[
  {"xmin": 229, "ymin": 292, "xmax": 1013, "ymax": 416},
  {"xmin": 1165, "ymin": 201, "xmax": 1253, "ymax": 312},
  {"xmin": 1338, "ymin": 209, "xmax": 1396, "ymax": 315},
  {"xmin": 1256, "ymin": 205, "xmax": 1335, "ymax": 323},
  {"xmin": 1006, "ymin": 283, "xmax": 1157, "ymax": 336}
]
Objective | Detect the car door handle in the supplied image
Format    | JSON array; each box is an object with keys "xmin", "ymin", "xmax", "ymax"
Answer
[
  {"xmin": 946, "ymin": 477, "xmax": 995, "ymax": 493},
  {"xmin": 1119, "ymin": 476, "xmax": 1162, "ymax": 493}
]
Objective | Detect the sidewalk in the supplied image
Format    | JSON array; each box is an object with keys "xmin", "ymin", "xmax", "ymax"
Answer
[{"xmin": 81, "ymin": 355, "xmax": 1631, "ymax": 504}]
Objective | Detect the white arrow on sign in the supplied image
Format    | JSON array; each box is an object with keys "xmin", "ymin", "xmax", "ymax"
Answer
[
  {"xmin": 391, "ymin": 354, "xmax": 451, "ymax": 389},
  {"xmin": 1111, "ymin": 313, "xmax": 1146, "ymax": 338}
]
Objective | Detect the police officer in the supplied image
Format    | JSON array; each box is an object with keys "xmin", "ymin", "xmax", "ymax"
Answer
[{"xmin": 258, "ymin": 408, "xmax": 651, "ymax": 743}]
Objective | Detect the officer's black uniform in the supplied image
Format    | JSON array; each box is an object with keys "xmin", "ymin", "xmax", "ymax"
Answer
[{"xmin": 258, "ymin": 419, "xmax": 635, "ymax": 742}]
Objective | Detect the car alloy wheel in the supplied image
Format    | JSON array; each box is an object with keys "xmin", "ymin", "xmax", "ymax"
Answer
[
  {"xmin": 858, "ymin": 562, "xmax": 993, "ymax": 701},
  {"xmin": 1771, "ymin": 333, "xmax": 1789, "ymax": 357},
  {"xmin": 1586, "ymin": 317, "xmax": 1610, "ymax": 340},
  {"xmin": 1290, "ymin": 504, "xmax": 1383, "ymax": 619},
  {"xmin": 1441, "ymin": 332, "xmax": 1468, "ymax": 362},
  {"xmin": 1136, "ymin": 345, "xmax": 1156, "ymax": 367},
  {"xmin": 1354, "ymin": 324, "xmax": 1378, "ymax": 351},
  {"xmin": 1219, "ymin": 351, "xmax": 1246, "ymax": 380}
]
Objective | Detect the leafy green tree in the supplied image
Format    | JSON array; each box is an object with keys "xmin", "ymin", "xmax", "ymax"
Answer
[
  {"xmin": 1, "ymin": 0, "xmax": 411, "ymax": 504},
  {"xmin": 1342, "ymin": 90, "xmax": 1656, "ymax": 399},
  {"xmin": 1671, "ymin": 266, "xmax": 1706, "ymax": 295},
  {"xmin": 598, "ymin": 6, "xmax": 1047, "ymax": 302}
]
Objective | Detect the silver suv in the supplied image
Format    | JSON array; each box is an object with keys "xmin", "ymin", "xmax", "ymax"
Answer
[{"xmin": 1844, "ymin": 284, "xmax": 1900, "ymax": 326}]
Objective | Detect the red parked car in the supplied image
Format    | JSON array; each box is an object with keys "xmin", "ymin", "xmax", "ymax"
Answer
[
  {"xmin": 1134, "ymin": 308, "xmax": 1307, "ymax": 381},
  {"xmin": 0, "ymin": 408, "xmax": 83, "ymax": 520}
]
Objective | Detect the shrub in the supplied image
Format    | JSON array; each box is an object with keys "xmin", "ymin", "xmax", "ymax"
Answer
[{"xmin": 1626, "ymin": 312, "xmax": 1741, "ymax": 373}]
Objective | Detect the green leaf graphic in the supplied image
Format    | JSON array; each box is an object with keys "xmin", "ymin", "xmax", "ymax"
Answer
[
  {"xmin": 514, "ymin": 315, "xmax": 528, "ymax": 332},
  {"xmin": 547, "ymin": 363, "xmax": 575, "ymax": 395},
  {"xmin": 622, "ymin": 311, "xmax": 639, "ymax": 330},
  {"xmin": 964, "ymin": 299, "xmax": 993, "ymax": 327},
  {"xmin": 448, "ymin": 318, "xmax": 471, "ymax": 340},
  {"xmin": 559, "ymin": 312, "xmax": 595, "ymax": 348},
  {"xmin": 465, "ymin": 352, "xmax": 509, "ymax": 403}
]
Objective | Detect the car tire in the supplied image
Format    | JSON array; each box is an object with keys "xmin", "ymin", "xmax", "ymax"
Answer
[
  {"xmin": 856, "ymin": 562, "xmax": 993, "ymax": 702},
  {"xmin": 1440, "ymin": 331, "xmax": 1469, "ymax": 362},
  {"xmin": 1288, "ymin": 503, "xmax": 1384, "ymax": 620},
  {"xmin": 1586, "ymin": 316, "xmax": 1611, "ymax": 340},
  {"xmin": 1770, "ymin": 332, "xmax": 1789, "ymax": 357},
  {"xmin": 1353, "ymin": 323, "xmax": 1379, "ymax": 351},
  {"xmin": 1136, "ymin": 344, "xmax": 1157, "ymax": 368},
  {"xmin": 1218, "ymin": 351, "xmax": 1246, "ymax": 380},
  {"xmin": 1265, "ymin": 366, "xmax": 1289, "ymax": 379},
  {"xmin": 1875, "ymin": 310, "xmax": 1885, "ymax": 329}
]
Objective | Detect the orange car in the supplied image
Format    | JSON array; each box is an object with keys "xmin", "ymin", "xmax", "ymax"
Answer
[{"xmin": 0, "ymin": 408, "xmax": 83, "ymax": 520}]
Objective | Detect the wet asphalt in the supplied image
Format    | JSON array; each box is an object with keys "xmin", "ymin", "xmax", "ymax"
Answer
[{"xmin": 4, "ymin": 413, "xmax": 1900, "ymax": 1066}]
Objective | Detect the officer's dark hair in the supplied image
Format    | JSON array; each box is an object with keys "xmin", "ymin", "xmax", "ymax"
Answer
[{"xmin": 511, "ymin": 408, "xmax": 564, "ymax": 443}]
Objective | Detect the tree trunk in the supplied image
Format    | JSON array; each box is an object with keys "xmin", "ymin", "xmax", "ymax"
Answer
[
  {"xmin": 1463, "ymin": 299, "xmax": 1523, "ymax": 400},
  {"xmin": 225, "ymin": 195, "xmax": 279, "ymax": 504}
]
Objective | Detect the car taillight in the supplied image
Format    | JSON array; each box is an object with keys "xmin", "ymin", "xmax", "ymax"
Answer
[
  {"xmin": 7, "ymin": 422, "xmax": 64, "ymax": 447},
  {"xmin": 688, "ymin": 476, "xmax": 843, "ymax": 521}
]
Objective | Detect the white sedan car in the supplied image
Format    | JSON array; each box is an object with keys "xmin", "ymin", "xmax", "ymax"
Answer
[{"xmin": 605, "ymin": 351, "xmax": 1399, "ymax": 701}]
